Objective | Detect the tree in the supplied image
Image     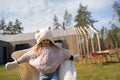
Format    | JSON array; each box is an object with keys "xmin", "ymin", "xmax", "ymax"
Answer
[
  {"xmin": 110, "ymin": 24, "xmax": 120, "ymax": 48},
  {"xmin": 1, "ymin": 19, "xmax": 23, "ymax": 35},
  {"xmin": 113, "ymin": 1, "xmax": 120, "ymax": 22},
  {"xmin": 3, "ymin": 21, "xmax": 13, "ymax": 34},
  {"xmin": 63, "ymin": 10, "xmax": 72, "ymax": 29},
  {"xmin": 106, "ymin": 24, "xmax": 120, "ymax": 49},
  {"xmin": 0, "ymin": 18, "xmax": 6, "ymax": 34},
  {"xmin": 13, "ymin": 19, "xmax": 23, "ymax": 34},
  {"xmin": 74, "ymin": 3, "xmax": 97, "ymax": 27},
  {"xmin": 99, "ymin": 26, "xmax": 108, "ymax": 50},
  {"xmin": 53, "ymin": 14, "xmax": 60, "ymax": 29}
]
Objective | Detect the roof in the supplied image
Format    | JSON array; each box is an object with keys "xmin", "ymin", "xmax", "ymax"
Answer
[
  {"xmin": 0, "ymin": 27, "xmax": 79, "ymax": 42},
  {"xmin": 0, "ymin": 33, "xmax": 35, "ymax": 42}
]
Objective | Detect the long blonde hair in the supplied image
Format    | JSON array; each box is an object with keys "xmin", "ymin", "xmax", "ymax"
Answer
[{"xmin": 32, "ymin": 43, "xmax": 42, "ymax": 52}]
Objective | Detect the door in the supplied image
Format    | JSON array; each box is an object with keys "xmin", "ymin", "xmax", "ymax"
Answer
[{"xmin": 3, "ymin": 47, "xmax": 7, "ymax": 64}]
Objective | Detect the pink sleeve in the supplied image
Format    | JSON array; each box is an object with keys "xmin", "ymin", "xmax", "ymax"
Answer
[{"xmin": 17, "ymin": 50, "xmax": 33, "ymax": 63}]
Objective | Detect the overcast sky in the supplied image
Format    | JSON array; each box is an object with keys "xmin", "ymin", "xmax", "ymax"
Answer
[{"xmin": 0, "ymin": 0, "xmax": 120, "ymax": 33}]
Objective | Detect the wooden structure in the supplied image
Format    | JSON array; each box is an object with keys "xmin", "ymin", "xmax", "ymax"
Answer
[{"xmin": 74, "ymin": 26, "xmax": 101, "ymax": 58}]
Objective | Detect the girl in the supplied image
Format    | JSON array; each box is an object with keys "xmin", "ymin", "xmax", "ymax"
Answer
[{"xmin": 5, "ymin": 29, "xmax": 80, "ymax": 80}]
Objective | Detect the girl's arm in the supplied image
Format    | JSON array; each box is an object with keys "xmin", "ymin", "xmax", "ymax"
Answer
[
  {"xmin": 17, "ymin": 50, "xmax": 33, "ymax": 63},
  {"xmin": 5, "ymin": 50, "xmax": 33, "ymax": 71}
]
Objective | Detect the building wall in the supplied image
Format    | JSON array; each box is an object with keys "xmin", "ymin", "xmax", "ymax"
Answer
[
  {"xmin": 54, "ymin": 35, "xmax": 80, "ymax": 54},
  {"xmin": 0, "ymin": 41, "xmax": 13, "ymax": 65}
]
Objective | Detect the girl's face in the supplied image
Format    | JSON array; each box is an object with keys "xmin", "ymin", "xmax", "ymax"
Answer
[{"xmin": 41, "ymin": 39, "xmax": 50, "ymax": 47}]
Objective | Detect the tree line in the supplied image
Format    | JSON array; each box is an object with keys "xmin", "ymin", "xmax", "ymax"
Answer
[
  {"xmin": 94, "ymin": 1, "xmax": 120, "ymax": 50},
  {"xmin": 0, "ymin": 18, "xmax": 23, "ymax": 35}
]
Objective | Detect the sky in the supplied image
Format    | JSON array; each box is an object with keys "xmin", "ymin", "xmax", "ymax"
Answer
[{"xmin": 0, "ymin": 0, "xmax": 120, "ymax": 33}]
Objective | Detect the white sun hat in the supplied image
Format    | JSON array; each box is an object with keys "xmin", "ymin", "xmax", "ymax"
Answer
[{"xmin": 34, "ymin": 29, "xmax": 56, "ymax": 46}]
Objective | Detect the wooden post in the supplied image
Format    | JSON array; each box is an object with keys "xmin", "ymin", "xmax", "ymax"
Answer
[
  {"xmin": 89, "ymin": 26, "xmax": 101, "ymax": 51},
  {"xmin": 75, "ymin": 28, "xmax": 82, "ymax": 54},
  {"xmin": 80, "ymin": 27, "xmax": 89, "ymax": 57},
  {"xmin": 78, "ymin": 28, "xmax": 85, "ymax": 56}
]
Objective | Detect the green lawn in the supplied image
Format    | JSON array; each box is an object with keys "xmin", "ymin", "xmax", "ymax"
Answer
[
  {"xmin": 0, "ymin": 58, "xmax": 120, "ymax": 80},
  {"xmin": 76, "ymin": 61, "xmax": 120, "ymax": 80},
  {"xmin": 0, "ymin": 65, "xmax": 19, "ymax": 80}
]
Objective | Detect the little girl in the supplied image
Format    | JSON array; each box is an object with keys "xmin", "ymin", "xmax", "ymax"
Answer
[{"xmin": 5, "ymin": 29, "xmax": 80, "ymax": 80}]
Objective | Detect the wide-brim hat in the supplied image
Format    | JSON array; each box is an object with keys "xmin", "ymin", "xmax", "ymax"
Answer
[{"xmin": 34, "ymin": 29, "xmax": 57, "ymax": 47}]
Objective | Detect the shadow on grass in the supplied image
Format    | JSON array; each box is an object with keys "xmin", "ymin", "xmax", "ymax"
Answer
[{"xmin": 102, "ymin": 61, "xmax": 120, "ymax": 65}]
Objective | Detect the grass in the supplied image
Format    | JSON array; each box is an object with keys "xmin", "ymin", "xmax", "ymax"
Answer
[
  {"xmin": 0, "ymin": 65, "xmax": 19, "ymax": 80},
  {"xmin": 76, "ymin": 56, "xmax": 120, "ymax": 80},
  {"xmin": 0, "ymin": 56, "xmax": 120, "ymax": 80},
  {"xmin": 76, "ymin": 62, "xmax": 120, "ymax": 80}
]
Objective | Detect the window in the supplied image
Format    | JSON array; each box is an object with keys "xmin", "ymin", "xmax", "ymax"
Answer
[{"xmin": 15, "ymin": 43, "xmax": 29, "ymax": 51}]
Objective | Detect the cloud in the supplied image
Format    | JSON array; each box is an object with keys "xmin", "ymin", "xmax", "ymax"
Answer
[
  {"xmin": 0, "ymin": 0, "xmax": 47, "ymax": 17},
  {"xmin": 23, "ymin": 12, "xmax": 53, "ymax": 32},
  {"xmin": 0, "ymin": 0, "xmax": 118, "ymax": 33},
  {"xmin": 80, "ymin": 0, "xmax": 116, "ymax": 11}
]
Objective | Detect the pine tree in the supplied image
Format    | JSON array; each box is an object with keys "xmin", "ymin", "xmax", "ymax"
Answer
[
  {"xmin": 63, "ymin": 10, "xmax": 72, "ymax": 28},
  {"xmin": 0, "ymin": 18, "xmax": 6, "ymax": 34},
  {"xmin": 3, "ymin": 21, "xmax": 13, "ymax": 34},
  {"xmin": 1, "ymin": 19, "xmax": 23, "ymax": 35},
  {"xmin": 75, "ymin": 3, "xmax": 97, "ymax": 27},
  {"xmin": 113, "ymin": 1, "xmax": 120, "ymax": 22},
  {"xmin": 53, "ymin": 14, "xmax": 60, "ymax": 29},
  {"xmin": 13, "ymin": 19, "xmax": 23, "ymax": 34}
]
